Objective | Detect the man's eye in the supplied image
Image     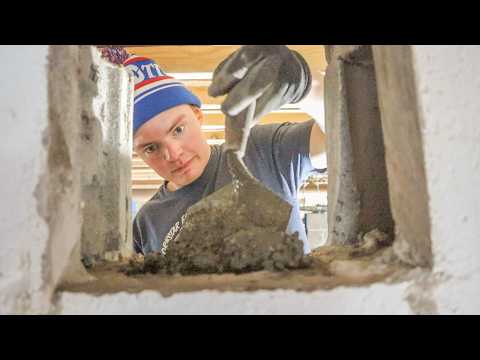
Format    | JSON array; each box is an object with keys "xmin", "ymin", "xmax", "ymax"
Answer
[
  {"xmin": 143, "ymin": 144, "xmax": 158, "ymax": 155},
  {"xmin": 173, "ymin": 125, "xmax": 185, "ymax": 136}
]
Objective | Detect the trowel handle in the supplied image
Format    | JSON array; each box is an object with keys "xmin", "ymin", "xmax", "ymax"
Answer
[
  {"xmin": 224, "ymin": 102, "xmax": 256, "ymax": 159},
  {"xmin": 226, "ymin": 148, "xmax": 257, "ymax": 184},
  {"xmin": 224, "ymin": 103, "xmax": 259, "ymax": 183}
]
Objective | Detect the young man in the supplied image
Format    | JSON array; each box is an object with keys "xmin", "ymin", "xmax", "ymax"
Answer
[{"xmin": 124, "ymin": 45, "xmax": 327, "ymax": 256}]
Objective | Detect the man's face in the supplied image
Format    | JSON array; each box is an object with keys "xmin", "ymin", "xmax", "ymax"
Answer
[{"xmin": 133, "ymin": 104, "xmax": 211, "ymax": 189}]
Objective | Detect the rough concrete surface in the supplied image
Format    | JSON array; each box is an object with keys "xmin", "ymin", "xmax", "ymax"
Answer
[
  {"xmin": 325, "ymin": 45, "xmax": 394, "ymax": 246},
  {"xmin": 79, "ymin": 46, "xmax": 134, "ymax": 264},
  {"xmin": 56, "ymin": 234, "xmax": 419, "ymax": 314},
  {"xmin": 43, "ymin": 46, "xmax": 91, "ymax": 294},
  {"xmin": 49, "ymin": 46, "xmax": 133, "ymax": 285},
  {"xmin": 59, "ymin": 230, "xmax": 410, "ymax": 299},
  {"xmin": 372, "ymin": 45, "xmax": 432, "ymax": 267}
]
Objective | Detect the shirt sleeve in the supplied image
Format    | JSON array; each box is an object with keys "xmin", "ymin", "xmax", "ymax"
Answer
[
  {"xmin": 132, "ymin": 215, "xmax": 144, "ymax": 255},
  {"xmin": 247, "ymin": 119, "xmax": 316, "ymax": 197}
]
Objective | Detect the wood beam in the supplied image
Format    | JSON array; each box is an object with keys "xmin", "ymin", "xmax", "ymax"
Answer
[
  {"xmin": 124, "ymin": 45, "xmax": 326, "ymax": 73},
  {"xmin": 202, "ymin": 111, "xmax": 311, "ymax": 126},
  {"xmin": 188, "ymin": 84, "xmax": 226, "ymax": 105}
]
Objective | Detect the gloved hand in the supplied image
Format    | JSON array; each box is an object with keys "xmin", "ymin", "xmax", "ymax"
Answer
[
  {"xmin": 208, "ymin": 45, "xmax": 312, "ymax": 157},
  {"xmin": 208, "ymin": 45, "xmax": 312, "ymax": 121}
]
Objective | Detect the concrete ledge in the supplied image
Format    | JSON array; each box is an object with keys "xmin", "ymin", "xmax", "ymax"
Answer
[
  {"xmin": 55, "ymin": 246, "xmax": 427, "ymax": 314},
  {"xmin": 55, "ymin": 255, "xmax": 419, "ymax": 314}
]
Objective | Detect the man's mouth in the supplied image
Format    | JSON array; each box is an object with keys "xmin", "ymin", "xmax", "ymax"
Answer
[{"xmin": 172, "ymin": 157, "xmax": 195, "ymax": 174}]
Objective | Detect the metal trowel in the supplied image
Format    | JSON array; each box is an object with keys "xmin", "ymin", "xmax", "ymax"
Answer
[{"xmin": 179, "ymin": 102, "xmax": 293, "ymax": 238}]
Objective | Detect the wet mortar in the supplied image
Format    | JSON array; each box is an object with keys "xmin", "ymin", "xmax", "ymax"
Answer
[
  {"xmin": 122, "ymin": 150, "xmax": 312, "ymax": 276},
  {"xmin": 123, "ymin": 227, "xmax": 310, "ymax": 276},
  {"xmin": 119, "ymin": 226, "xmax": 403, "ymax": 283}
]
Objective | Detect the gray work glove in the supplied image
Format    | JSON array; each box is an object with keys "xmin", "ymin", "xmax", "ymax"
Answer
[
  {"xmin": 208, "ymin": 45, "xmax": 312, "ymax": 157},
  {"xmin": 209, "ymin": 45, "xmax": 312, "ymax": 120}
]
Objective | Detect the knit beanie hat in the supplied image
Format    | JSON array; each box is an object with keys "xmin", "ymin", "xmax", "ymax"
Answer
[
  {"xmin": 98, "ymin": 47, "xmax": 202, "ymax": 135},
  {"xmin": 124, "ymin": 56, "xmax": 202, "ymax": 134}
]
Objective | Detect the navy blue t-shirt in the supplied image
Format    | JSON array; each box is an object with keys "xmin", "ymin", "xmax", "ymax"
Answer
[{"xmin": 133, "ymin": 119, "xmax": 317, "ymax": 255}]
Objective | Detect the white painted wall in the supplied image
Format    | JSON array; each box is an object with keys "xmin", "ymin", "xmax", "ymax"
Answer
[
  {"xmin": 412, "ymin": 45, "xmax": 480, "ymax": 314},
  {"xmin": 0, "ymin": 46, "xmax": 51, "ymax": 313},
  {"xmin": 58, "ymin": 282, "xmax": 413, "ymax": 315}
]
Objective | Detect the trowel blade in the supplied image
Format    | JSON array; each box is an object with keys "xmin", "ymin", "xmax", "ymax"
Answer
[
  {"xmin": 179, "ymin": 104, "xmax": 292, "ymax": 239},
  {"xmin": 189, "ymin": 177, "xmax": 292, "ymax": 233}
]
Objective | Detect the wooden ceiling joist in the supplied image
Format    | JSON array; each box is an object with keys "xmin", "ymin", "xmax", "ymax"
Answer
[
  {"xmin": 125, "ymin": 45, "xmax": 326, "ymax": 74},
  {"xmin": 202, "ymin": 111, "xmax": 311, "ymax": 127}
]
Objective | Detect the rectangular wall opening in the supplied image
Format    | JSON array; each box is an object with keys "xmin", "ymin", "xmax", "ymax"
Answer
[{"xmin": 57, "ymin": 45, "xmax": 425, "ymax": 298}]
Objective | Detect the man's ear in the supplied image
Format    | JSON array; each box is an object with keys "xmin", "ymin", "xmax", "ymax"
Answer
[{"xmin": 191, "ymin": 105, "xmax": 204, "ymax": 125}]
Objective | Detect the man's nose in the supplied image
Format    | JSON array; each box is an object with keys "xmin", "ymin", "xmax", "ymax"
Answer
[{"xmin": 163, "ymin": 142, "xmax": 182, "ymax": 162}]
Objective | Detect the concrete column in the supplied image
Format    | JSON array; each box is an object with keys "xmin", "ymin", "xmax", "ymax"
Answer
[
  {"xmin": 79, "ymin": 46, "xmax": 134, "ymax": 264},
  {"xmin": 324, "ymin": 45, "xmax": 394, "ymax": 246}
]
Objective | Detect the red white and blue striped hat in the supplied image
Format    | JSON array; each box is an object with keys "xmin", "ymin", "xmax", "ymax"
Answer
[{"xmin": 123, "ymin": 55, "xmax": 202, "ymax": 134}]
